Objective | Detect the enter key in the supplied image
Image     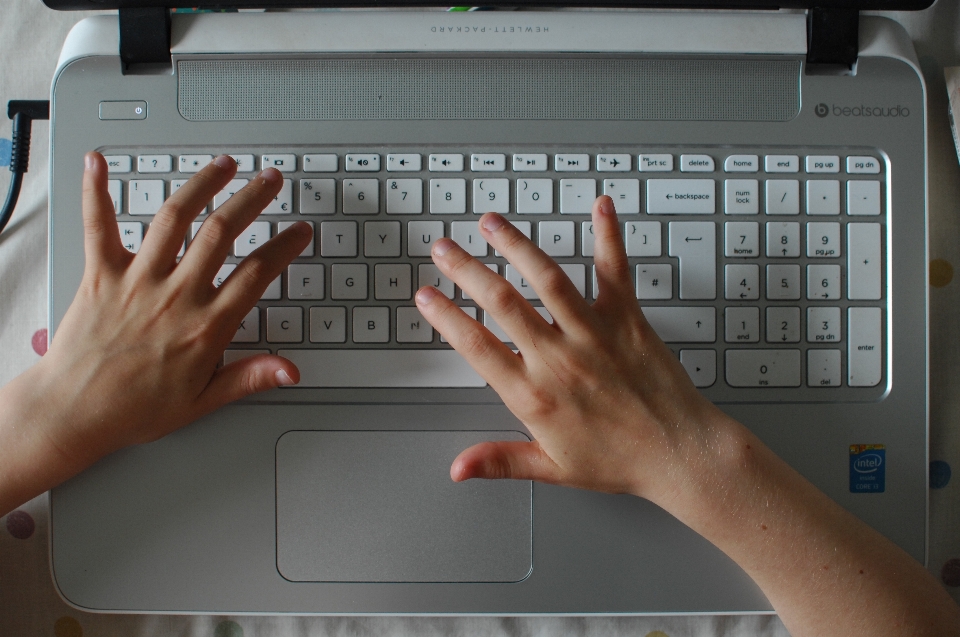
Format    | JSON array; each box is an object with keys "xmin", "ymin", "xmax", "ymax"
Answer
[{"xmin": 668, "ymin": 221, "xmax": 717, "ymax": 299}]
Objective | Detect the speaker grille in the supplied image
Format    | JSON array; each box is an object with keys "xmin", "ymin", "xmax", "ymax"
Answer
[{"xmin": 178, "ymin": 57, "xmax": 799, "ymax": 122}]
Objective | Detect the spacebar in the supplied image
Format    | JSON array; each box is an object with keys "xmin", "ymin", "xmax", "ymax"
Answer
[{"xmin": 277, "ymin": 349, "xmax": 487, "ymax": 388}]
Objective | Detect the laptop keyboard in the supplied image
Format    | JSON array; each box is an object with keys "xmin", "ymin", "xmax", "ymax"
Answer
[{"xmin": 101, "ymin": 147, "xmax": 886, "ymax": 394}]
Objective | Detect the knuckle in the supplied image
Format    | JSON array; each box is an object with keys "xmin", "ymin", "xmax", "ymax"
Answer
[
  {"xmin": 485, "ymin": 281, "xmax": 520, "ymax": 316},
  {"xmin": 537, "ymin": 266, "xmax": 572, "ymax": 298},
  {"xmin": 198, "ymin": 214, "xmax": 233, "ymax": 247}
]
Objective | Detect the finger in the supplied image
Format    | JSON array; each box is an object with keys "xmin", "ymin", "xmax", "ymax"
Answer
[
  {"xmin": 214, "ymin": 221, "xmax": 313, "ymax": 316},
  {"xmin": 81, "ymin": 152, "xmax": 126, "ymax": 271},
  {"xmin": 477, "ymin": 213, "xmax": 592, "ymax": 329},
  {"xmin": 415, "ymin": 284, "xmax": 526, "ymax": 392},
  {"xmin": 178, "ymin": 168, "xmax": 285, "ymax": 290},
  {"xmin": 450, "ymin": 440, "xmax": 561, "ymax": 484},
  {"xmin": 428, "ymin": 237, "xmax": 554, "ymax": 353},
  {"xmin": 195, "ymin": 354, "xmax": 300, "ymax": 414},
  {"xmin": 133, "ymin": 155, "xmax": 238, "ymax": 275},
  {"xmin": 590, "ymin": 196, "xmax": 635, "ymax": 304}
]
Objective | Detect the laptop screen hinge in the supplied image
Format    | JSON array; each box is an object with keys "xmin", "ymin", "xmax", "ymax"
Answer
[
  {"xmin": 806, "ymin": 7, "xmax": 859, "ymax": 70},
  {"xmin": 119, "ymin": 7, "xmax": 172, "ymax": 74}
]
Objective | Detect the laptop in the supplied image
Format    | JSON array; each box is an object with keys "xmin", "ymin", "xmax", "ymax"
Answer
[{"xmin": 45, "ymin": 0, "xmax": 932, "ymax": 614}]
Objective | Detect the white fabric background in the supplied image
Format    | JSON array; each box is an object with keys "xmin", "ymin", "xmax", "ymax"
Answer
[{"xmin": 1, "ymin": 1, "xmax": 958, "ymax": 635}]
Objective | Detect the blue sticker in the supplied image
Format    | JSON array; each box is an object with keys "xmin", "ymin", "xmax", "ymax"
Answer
[
  {"xmin": 850, "ymin": 444, "xmax": 885, "ymax": 493},
  {"xmin": 930, "ymin": 460, "xmax": 952, "ymax": 489},
  {"xmin": 0, "ymin": 138, "xmax": 11, "ymax": 167}
]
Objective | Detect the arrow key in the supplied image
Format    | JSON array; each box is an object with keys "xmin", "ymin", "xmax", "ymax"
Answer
[{"xmin": 680, "ymin": 349, "xmax": 717, "ymax": 387}]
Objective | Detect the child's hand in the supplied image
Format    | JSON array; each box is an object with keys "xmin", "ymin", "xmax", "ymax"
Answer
[
  {"xmin": 415, "ymin": 196, "xmax": 742, "ymax": 504},
  {"xmin": 31, "ymin": 152, "xmax": 311, "ymax": 466}
]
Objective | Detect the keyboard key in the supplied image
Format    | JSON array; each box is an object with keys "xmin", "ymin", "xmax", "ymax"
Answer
[
  {"xmin": 808, "ymin": 349, "xmax": 842, "ymax": 387},
  {"xmin": 724, "ymin": 155, "xmax": 759, "ymax": 172},
  {"xmin": 353, "ymin": 307, "xmax": 389, "ymax": 343},
  {"xmin": 288, "ymin": 264, "xmax": 325, "ymax": 299},
  {"xmin": 764, "ymin": 155, "xmax": 799, "ymax": 173},
  {"xmin": 471, "ymin": 154, "xmax": 505, "ymax": 172},
  {"xmin": 386, "ymin": 154, "xmax": 420, "ymax": 172},
  {"xmin": 343, "ymin": 179, "xmax": 379, "ymax": 215},
  {"xmin": 807, "ymin": 264, "xmax": 841, "ymax": 300},
  {"xmin": 331, "ymin": 263, "xmax": 368, "ymax": 299},
  {"xmin": 725, "ymin": 264, "xmax": 759, "ymax": 300},
  {"xmin": 375, "ymin": 263, "xmax": 412, "ymax": 300},
  {"xmin": 429, "ymin": 154, "xmax": 463, "ymax": 172},
  {"xmin": 555, "ymin": 154, "xmax": 589, "ymax": 172},
  {"xmin": 279, "ymin": 221, "xmax": 314, "ymax": 257},
  {"xmin": 766, "ymin": 264, "xmax": 801, "ymax": 300},
  {"xmin": 505, "ymin": 265, "xmax": 538, "ymax": 299},
  {"xmin": 680, "ymin": 154, "xmax": 715, "ymax": 172},
  {"xmin": 320, "ymin": 221, "xmax": 358, "ymax": 257},
  {"xmin": 450, "ymin": 221, "xmax": 488, "ymax": 257},
  {"xmin": 213, "ymin": 179, "xmax": 248, "ymax": 210},
  {"xmin": 267, "ymin": 307, "xmax": 303, "ymax": 343},
  {"xmin": 641, "ymin": 307, "xmax": 716, "ymax": 343},
  {"xmin": 724, "ymin": 179, "xmax": 759, "ymax": 214},
  {"xmin": 138, "ymin": 155, "xmax": 172, "ymax": 173},
  {"xmin": 766, "ymin": 221, "xmax": 800, "ymax": 257},
  {"xmin": 806, "ymin": 222, "xmax": 841, "ymax": 257},
  {"xmin": 806, "ymin": 180, "xmax": 840, "ymax": 215},
  {"xmin": 647, "ymin": 179, "xmax": 715, "ymax": 214},
  {"xmin": 847, "ymin": 180, "xmax": 881, "ymax": 216},
  {"xmin": 277, "ymin": 349, "xmax": 485, "ymax": 387},
  {"xmin": 624, "ymin": 221, "xmax": 662, "ymax": 257},
  {"xmin": 596, "ymin": 154, "xmax": 630, "ymax": 172},
  {"xmin": 230, "ymin": 154, "xmax": 255, "ymax": 172},
  {"xmin": 636, "ymin": 264, "xmax": 672, "ymax": 300},
  {"xmin": 418, "ymin": 263, "xmax": 454, "ymax": 298},
  {"xmin": 407, "ymin": 220, "xmax": 444, "ymax": 256},
  {"xmin": 105, "ymin": 155, "xmax": 132, "ymax": 173},
  {"xmin": 309, "ymin": 306, "xmax": 346, "ymax": 343},
  {"xmin": 128, "ymin": 180, "xmax": 165, "ymax": 215},
  {"xmin": 581, "ymin": 222, "xmax": 596, "ymax": 257},
  {"xmin": 766, "ymin": 306, "xmax": 800, "ymax": 343},
  {"xmin": 559, "ymin": 179, "xmax": 596, "ymax": 214},
  {"xmin": 638, "ymin": 154, "xmax": 673, "ymax": 172},
  {"xmin": 262, "ymin": 154, "xmax": 296, "ymax": 172},
  {"xmin": 513, "ymin": 154, "xmax": 548, "ymax": 171},
  {"xmin": 345, "ymin": 154, "xmax": 380, "ymax": 172},
  {"xmin": 724, "ymin": 307, "xmax": 759, "ymax": 343},
  {"xmin": 724, "ymin": 221, "xmax": 759, "ymax": 257},
  {"xmin": 516, "ymin": 178, "xmax": 553, "ymax": 214},
  {"xmin": 602, "ymin": 179, "xmax": 640, "ymax": 214},
  {"xmin": 107, "ymin": 179, "xmax": 122, "ymax": 214},
  {"xmin": 396, "ymin": 307, "xmax": 434, "ymax": 343},
  {"xmin": 679, "ymin": 349, "xmax": 717, "ymax": 387},
  {"xmin": 805, "ymin": 155, "xmax": 840, "ymax": 173},
  {"xmin": 846, "ymin": 156, "xmax": 881, "ymax": 174},
  {"xmin": 848, "ymin": 307, "xmax": 882, "ymax": 387},
  {"xmin": 765, "ymin": 180, "xmax": 799, "ymax": 215},
  {"xmin": 303, "ymin": 154, "xmax": 338, "ymax": 172},
  {"xmin": 847, "ymin": 223, "xmax": 882, "ymax": 300},
  {"xmin": 725, "ymin": 349, "xmax": 801, "ymax": 387},
  {"xmin": 668, "ymin": 221, "xmax": 716, "ymax": 300},
  {"xmin": 178, "ymin": 154, "xmax": 212, "ymax": 173},
  {"xmin": 118, "ymin": 221, "xmax": 143, "ymax": 253},
  {"xmin": 430, "ymin": 179, "xmax": 466, "ymax": 214},
  {"xmin": 807, "ymin": 306, "xmax": 841, "ymax": 343},
  {"xmin": 473, "ymin": 178, "xmax": 509, "ymax": 213},
  {"xmin": 232, "ymin": 307, "xmax": 260, "ymax": 343},
  {"xmin": 262, "ymin": 179, "xmax": 293, "ymax": 214},
  {"xmin": 300, "ymin": 179, "xmax": 336, "ymax": 215},
  {"xmin": 364, "ymin": 220, "xmax": 401, "ymax": 257},
  {"xmin": 235, "ymin": 220, "xmax": 271, "ymax": 257},
  {"xmin": 386, "ymin": 178, "xmax": 423, "ymax": 214}
]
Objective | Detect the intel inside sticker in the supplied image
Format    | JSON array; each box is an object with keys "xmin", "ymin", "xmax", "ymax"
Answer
[{"xmin": 850, "ymin": 444, "xmax": 885, "ymax": 493}]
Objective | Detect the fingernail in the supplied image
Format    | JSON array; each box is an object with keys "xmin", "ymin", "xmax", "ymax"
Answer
[
  {"xmin": 599, "ymin": 196, "xmax": 616, "ymax": 216},
  {"xmin": 84, "ymin": 153, "xmax": 95, "ymax": 171},
  {"xmin": 481, "ymin": 213, "xmax": 506, "ymax": 232},
  {"xmin": 214, "ymin": 154, "xmax": 236, "ymax": 170},
  {"xmin": 275, "ymin": 369, "xmax": 296, "ymax": 386},
  {"xmin": 433, "ymin": 237, "xmax": 455, "ymax": 257},
  {"xmin": 416, "ymin": 286, "xmax": 440, "ymax": 305}
]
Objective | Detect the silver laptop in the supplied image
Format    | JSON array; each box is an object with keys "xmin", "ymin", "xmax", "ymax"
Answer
[{"xmin": 45, "ymin": 0, "xmax": 931, "ymax": 614}]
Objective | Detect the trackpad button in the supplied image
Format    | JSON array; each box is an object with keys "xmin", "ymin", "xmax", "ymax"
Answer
[{"xmin": 276, "ymin": 430, "xmax": 532, "ymax": 583}]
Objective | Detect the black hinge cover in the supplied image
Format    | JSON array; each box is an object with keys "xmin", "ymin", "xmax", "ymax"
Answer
[
  {"xmin": 119, "ymin": 7, "xmax": 171, "ymax": 73},
  {"xmin": 807, "ymin": 7, "xmax": 859, "ymax": 68}
]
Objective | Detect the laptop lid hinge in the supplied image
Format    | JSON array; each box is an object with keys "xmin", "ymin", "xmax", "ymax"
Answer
[
  {"xmin": 806, "ymin": 7, "xmax": 859, "ymax": 70},
  {"xmin": 119, "ymin": 7, "xmax": 172, "ymax": 74}
]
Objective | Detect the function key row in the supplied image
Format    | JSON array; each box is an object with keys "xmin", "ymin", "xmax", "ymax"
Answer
[{"xmin": 102, "ymin": 153, "xmax": 883, "ymax": 175}]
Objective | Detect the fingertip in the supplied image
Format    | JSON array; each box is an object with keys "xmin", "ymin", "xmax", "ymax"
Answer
[
  {"xmin": 258, "ymin": 166, "xmax": 282, "ymax": 185},
  {"xmin": 596, "ymin": 195, "xmax": 616, "ymax": 216},
  {"xmin": 415, "ymin": 285, "xmax": 441, "ymax": 307},
  {"xmin": 479, "ymin": 212, "xmax": 506, "ymax": 233}
]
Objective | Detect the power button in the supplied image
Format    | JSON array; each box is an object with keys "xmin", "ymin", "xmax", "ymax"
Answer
[{"xmin": 99, "ymin": 101, "xmax": 147, "ymax": 120}]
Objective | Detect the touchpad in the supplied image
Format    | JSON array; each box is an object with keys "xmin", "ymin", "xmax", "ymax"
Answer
[{"xmin": 276, "ymin": 430, "xmax": 532, "ymax": 583}]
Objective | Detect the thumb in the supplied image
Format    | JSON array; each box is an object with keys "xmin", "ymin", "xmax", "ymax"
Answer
[
  {"xmin": 197, "ymin": 354, "xmax": 299, "ymax": 413},
  {"xmin": 450, "ymin": 440, "xmax": 561, "ymax": 483}
]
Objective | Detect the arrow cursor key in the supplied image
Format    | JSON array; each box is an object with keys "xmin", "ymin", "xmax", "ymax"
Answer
[{"xmin": 669, "ymin": 221, "xmax": 716, "ymax": 300}]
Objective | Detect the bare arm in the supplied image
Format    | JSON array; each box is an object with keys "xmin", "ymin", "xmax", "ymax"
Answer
[{"xmin": 415, "ymin": 196, "xmax": 960, "ymax": 637}]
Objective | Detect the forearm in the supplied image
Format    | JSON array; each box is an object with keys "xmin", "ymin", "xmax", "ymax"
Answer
[{"xmin": 656, "ymin": 414, "xmax": 960, "ymax": 637}]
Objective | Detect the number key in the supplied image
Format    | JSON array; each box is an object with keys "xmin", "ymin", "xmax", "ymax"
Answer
[
  {"xmin": 386, "ymin": 178, "xmax": 423, "ymax": 214},
  {"xmin": 807, "ymin": 222, "xmax": 841, "ymax": 257},
  {"xmin": 343, "ymin": 179, "xmax": 379, "ymax": 215},
  {"xmin": 766, "ymin": 221, "xmax": 800, "ymax": 258}
]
